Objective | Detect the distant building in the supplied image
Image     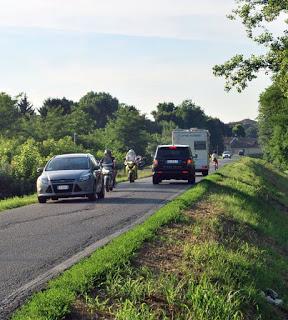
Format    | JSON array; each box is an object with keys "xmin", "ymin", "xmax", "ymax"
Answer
[{"xmin": 223, "ymin": 137, "xmax": 262, "ymax": 155}]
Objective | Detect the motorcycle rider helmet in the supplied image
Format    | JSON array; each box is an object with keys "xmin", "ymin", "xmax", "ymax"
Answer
[{"xmin": 104, "ymin": 149, "xmax": 112, "ymax": 156}]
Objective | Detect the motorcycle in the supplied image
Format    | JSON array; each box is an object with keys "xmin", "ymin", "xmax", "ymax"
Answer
[
  {"xmin": 101, "ymin": 163, "xmax": 115, "ymax": 192},
  {"xmin": 125, "ymin": 160, "xmax": 137, "ymax": 183}
]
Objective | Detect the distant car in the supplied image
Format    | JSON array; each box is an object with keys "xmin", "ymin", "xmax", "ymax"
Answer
[
  {"xmin": 152, "ymin": 145, "xmax": 196, "ymax": 184},
  {"xmin": 37, "ymin": 153, "xmax": 105, "ymax": 203},
  {"xmin": 222, "ymin": 151, "xmax": 232, "ymax": 159},
  {"xmin": 238, "ymin": 149, "xmax": 245, "ymax": 156}
]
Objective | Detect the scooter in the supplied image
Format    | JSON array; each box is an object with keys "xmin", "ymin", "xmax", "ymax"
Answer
[
  {"xmin": 101, "ymin": 163, "xmax": 114, "ymax": 192},
  {"xmin": 125, "ymin": 160, "xmax": 137, "ymax": 183}
]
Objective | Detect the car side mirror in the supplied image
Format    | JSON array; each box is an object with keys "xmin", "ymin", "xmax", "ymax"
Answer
[{"xmin": 37, "ymin": 167, "xmax": 44, "ymax": 174}]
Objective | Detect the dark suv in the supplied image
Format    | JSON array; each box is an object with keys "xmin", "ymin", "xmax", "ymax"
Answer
[{"xmin": 152, "ymin": 145, "xmax": 196, "ymax": 184}]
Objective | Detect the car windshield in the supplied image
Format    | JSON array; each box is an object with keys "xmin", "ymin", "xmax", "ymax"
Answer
[
  {"xmin": 46, "ymin": 157, "xmax": 89, "ymax": 171},
  {"xmin": 223, "ymin": 151, "xmax": 230, "ymax": 154},
  {"xmin": 156, "ymin": 147, "xmax": 190, "ymax": 159}
]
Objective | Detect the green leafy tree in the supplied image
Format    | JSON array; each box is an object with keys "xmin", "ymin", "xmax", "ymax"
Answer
[
  {"xmin": 213, "ymin": 1, "xmax": 288, "ymax": 95},
  {"xmin": 104, "ymin": 105, "xmax": 149, "ymax": 156},
  {"xmin": 151, "ymin": 102, "xmax": 177, "ymax": 123},
  {"xmin": 176, "ymin": 100, "xmax": 207, "ymax": 129},
  {"xmin": 78, "ymin": 91, "xmax": 119, "ymax": 128},
  {"xmin": 12, "ymin": 139, "xmax": 42, "ymax": 180},
  {"xmin": 259, "ymin": 84, "xmax": 288, "ymax": 168},
  {"xmin": 39, "ymin": 97, "xmax": 74, "ymax": 117},
  {"xmin": 0, "ymin": 92, "xmax": 19, "ymax": 135},
  {"xmin": 232, "ymin": 124, "xmax": 246, "ymax": 137}
]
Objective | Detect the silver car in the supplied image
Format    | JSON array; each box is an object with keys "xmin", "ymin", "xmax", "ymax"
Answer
[{"xmin": 37, "ymin": 153, "xmax": 105, "ymax": 203}]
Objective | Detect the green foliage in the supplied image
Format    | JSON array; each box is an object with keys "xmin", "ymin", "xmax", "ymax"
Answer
[
  {"xmin": 213, "ymin": 1, "xmax": 288, "ymax": 94},
  {"xmin": 17, "ymin": 93, "xmax": 34, "ymax": 116},
  {"xmin": 78, "ymin": 91, "xmax": 119, "ymax": 128},
  {"xmin": 12, "ymin": 139, "xmax": 42, "ymax": 181},
  {"xmin": 259, "ymin": 84, "xmax": 288, "ymax": 169},
  {"xmin": 104, "ymin": 105, "xmax": 149, "ymax": 155},
  {"xmin": 232, "ymin": 124, "xmax": 246, "ymax": 137},
  {"xmin": 39, "ymin": 97, "xmax": 74, "ymax": 117},
  {"xmin": 0, "ymin": 92, "xmax": 19, "ymax": 134}
]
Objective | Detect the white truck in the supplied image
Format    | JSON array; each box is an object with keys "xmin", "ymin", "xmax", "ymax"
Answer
[{"xmin": 172, "ymin": 128, "xmax": 210, "ymax": 176}]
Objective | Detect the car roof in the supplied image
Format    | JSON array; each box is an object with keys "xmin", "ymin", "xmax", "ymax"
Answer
[
  {"xmin": 54, "ymin": 153, "xmax": 91, "ymax": 159},
  {"xmin": 157, "ymin": 144, "xmax": 190, "ymax": 148}
]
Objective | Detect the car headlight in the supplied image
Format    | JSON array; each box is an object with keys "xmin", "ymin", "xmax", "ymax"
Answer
[
  {"xmin": 39, "ymin": 176, "xmax": 49, "ymax": 184},
  {"xmin": 79, "ymin": 173, "xmax": 92, "ymax": 182}
]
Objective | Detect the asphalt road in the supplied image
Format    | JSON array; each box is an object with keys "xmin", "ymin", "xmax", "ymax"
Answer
[{"xmin": 0, "ymin": 159, "xmax": 232, "ymax": 317}]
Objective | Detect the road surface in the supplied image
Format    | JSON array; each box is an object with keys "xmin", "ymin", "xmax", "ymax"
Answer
[{"xmin": 0, "ymin": 159, "xmax": 232, "ymax": 317}]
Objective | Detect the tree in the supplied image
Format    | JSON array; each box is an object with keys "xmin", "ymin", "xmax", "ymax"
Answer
[
  {"xmin": 232, "ymin": 124, "xmax": 246, "ymax": 137},
  {"xmin": 0, "ymin": 92, "xmax": 19, "ymax": 135},
  {"xmin": 151, "ymin": 102, "xmax": 177, "ymax": 123},
  {"xmin": 205, "ymin": 118, "xmax": 226, "ymax": 152},
  {"xmin": 213, "ymin": 1, "xmax": 288, "ymax": 95},
  {"xmin": 78, "ymin": 91, "xmax": 119, "ymax": 128},
  {"xmin": 17, "ymin": 93, "xmax": 34, "ymax": 116},
  {"xmin": 38, "ymin": 97, "xmax": 74, "ymax": 117},
  {"xmin": 258, "ymin": 84, "xmax": 288, "ymax": 168},
  {"xmin": 176, "ymin": 100, "xmax": 207, "ymax": 129},
  {"xmin": 104, "ymin": 105, "xmax": 149, "ymax": 156}
]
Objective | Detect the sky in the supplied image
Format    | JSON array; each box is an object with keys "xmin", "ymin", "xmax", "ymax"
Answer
[{"xmin": 0, "ymin": 0, "xmax": 282, "ymax": 122}]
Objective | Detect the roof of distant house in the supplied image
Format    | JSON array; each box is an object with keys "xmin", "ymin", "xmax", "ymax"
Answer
[{"xmin": 224, "ymin": 137, "xmax": 260, "ymax": 148}]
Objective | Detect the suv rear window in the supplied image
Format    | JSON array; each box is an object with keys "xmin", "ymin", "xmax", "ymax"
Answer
[{"xmin": 156, "ymin": 147, "xmax": 191, "ymax": 159}]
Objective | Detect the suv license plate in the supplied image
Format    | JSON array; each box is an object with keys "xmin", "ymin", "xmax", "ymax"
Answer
[
  {"xmin": 167, "ymin": 160, "xmax": 179, "ymax": 164},
  {"xmin": 57, "ymin": 185, "xmax": 69, "ymax": 190}
]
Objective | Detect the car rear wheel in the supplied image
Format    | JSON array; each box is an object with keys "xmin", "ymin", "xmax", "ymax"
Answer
[{"xmin": 38, "ymin": 196, "xmax": 47, "ymax": 203}]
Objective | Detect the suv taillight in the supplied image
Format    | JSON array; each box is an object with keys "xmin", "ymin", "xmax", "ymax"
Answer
[
  {"xmin": 153, "ymin": 159, "xmax": 158, "ymax": 167},
  {"xmin": 187, "ymin": 159, "xmax": 193, "ymax": 165}
]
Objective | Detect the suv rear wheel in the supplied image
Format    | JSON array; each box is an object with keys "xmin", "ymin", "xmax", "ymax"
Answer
[
  {"xmin": 152, "ymin": 176, "xmax": 159, "ymax": 185},
  {"xmin": 188, "ymin": 175, "xmax": 196, "ymax": 184}
]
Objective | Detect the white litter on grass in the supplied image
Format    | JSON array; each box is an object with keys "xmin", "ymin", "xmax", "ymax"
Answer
[{"xmin": 261, "ymin": 288, "xmax": 283, "ymax": 306}]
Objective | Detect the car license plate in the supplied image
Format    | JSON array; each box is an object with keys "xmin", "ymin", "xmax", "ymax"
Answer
[
  {"xmin": 57, "ymin": 185, "xmax": 69, "ymax": 190},
  {"xmin": 167, "ymin": 160, "xmax": 179, "ymax": 164}
]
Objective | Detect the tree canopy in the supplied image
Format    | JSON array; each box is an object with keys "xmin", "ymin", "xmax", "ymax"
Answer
[{"xmin": 213, "ymin": 1, "xmax": 288, "ymax": 95}]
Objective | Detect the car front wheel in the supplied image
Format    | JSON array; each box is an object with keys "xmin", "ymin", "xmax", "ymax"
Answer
[{"xmin": 38, "ymin": 196, "xmax": 47, "ymax": 203}]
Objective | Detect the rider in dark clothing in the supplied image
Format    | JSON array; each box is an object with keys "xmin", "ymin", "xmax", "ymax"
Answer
[{"xmin": 100, "ymin": 149, "xmax": 117, "ymax": 186}]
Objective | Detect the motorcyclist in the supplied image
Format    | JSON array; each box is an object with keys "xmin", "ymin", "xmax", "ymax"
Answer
[
  {"xmin": 125, "ymin": 149, "xmax": 138, "ymax": 179},
  {"xmin": 100, "ymin": 149, "xmax": 117, "ymax": 186}
]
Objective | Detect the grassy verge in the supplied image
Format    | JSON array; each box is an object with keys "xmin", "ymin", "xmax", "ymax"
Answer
[
  {"xmin": 13, "ymin": 158, "xmax": 288, "ymax": 319},
  {"xmin": 0, "ymin": 168, "xmax": 152, "ymax": 213},
  {"xmin": 0, "ymin": 194, "xmax": 37, "ymax": 213}
]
